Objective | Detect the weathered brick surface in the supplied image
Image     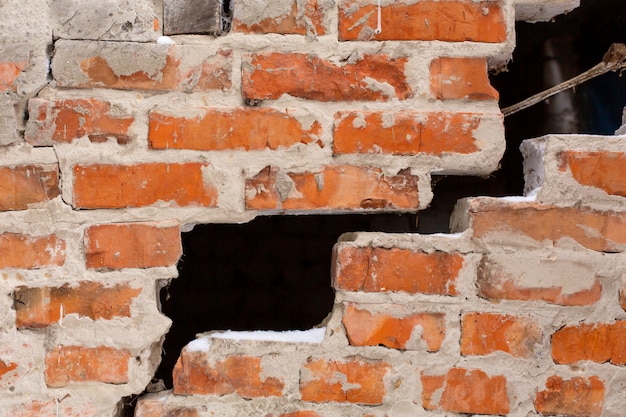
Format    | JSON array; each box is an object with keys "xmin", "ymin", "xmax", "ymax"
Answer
[
  {"xmin": 45, "ymin": 345, "xmax": 131, "ymax": 387},
  {"xmin": 551, "ymin": 321, "xmax": 626, "ymax": 365},
  {"xmin": 342, "ymin": 303, "xmax": 445, "ymax": 350},
  {"xmin": 621, "ymin": 286, "xmax": 626, "ymax": 311},
  {"xmin": 53, "ymin": 40, "xmax": 232, "ymax": 92},
  {"xmin": 534, "ymin": 376, "xmax": 605, "ymax": 417},
  {"xmin": 461, "ymin": 312, "xmax": 542, "ymax": 357},
  {"xmin": 559, "ymin": 150, "xmax": 626, "ymax": 197},
  {"xmin": 338, "ymin": 0, "xmax": 507, "ymax": 42},
  {"xmin": 149, "ymin": 107, "xmax": 322, "ymax": 150},
  {"xmin": 73, "ymin": 163, "xmax": 218, "ymax": 209},
  {"xmin": 334, "ymin": 246, "xmax": 463, "ymax": 295},
  {"xmin": 0, "ymin": 165, "xmax": 60, "ymax": 210},
  {"xmin": 0, "ymin": 359, "xmax": 18, "ymax": 380},
  {"xmin": 242, "ymin": 53, "xmax": 411, "ymax": 102},
  {"xmin": 245, "ymin": 166, "xmax": 420, "ymax": 211},
  {"xmin": 334, "ymin": 111, "xmax": 492, "ymax": 155},
  {"xmin": 0, "ymin": 60, "xmax": 27, "ymax": 92},
  {"xmin": 0, "ymin": 233, "xmax": 65, "ymax": 269},
  {"xmin": 300, "ymin": 358, "xmax": 389, "ymax": 404},
  {"xmin": 232, "ymin": 0, "xmax": 329, "ymax": 35},
  {"xmin": 421, "ymin": 367, "xmax": 509, "ymax": 415},
  {"xmin": 26, "ymin": 98, "xmax": 134, "ymax": 145},
  {"xmin": 14, "ymin": 282, "xmax": 141, "ymax": 328},
  {"xmin": 9, "ymin": 399, "xmax": 97, "ymax": 417},
  {"xmin": 173, "ymin": 353, "xmax": 284, "ymax": 398},
  {"xmin": 430, "ymin": 57, "xmax": 499, "ymax": 100},
  {"xmin": 135, "ymin": 396, "xmax": 200, "ymax": 417},
  {"xmin": 84, "ymin": 222, "xmax": 181, "ymax": 269}
]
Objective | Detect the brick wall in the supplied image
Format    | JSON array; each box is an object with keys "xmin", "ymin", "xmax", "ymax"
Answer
[{"xmin": 0, "ymin": 0, "xmax": 625, "ymax": 416}]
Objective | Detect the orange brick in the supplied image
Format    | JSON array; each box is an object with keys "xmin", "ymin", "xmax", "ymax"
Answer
[
  {"xmin": 233, "ymin": 0, "xmax": 327, "ymax": 35},
  {"xmin": 26, "ymin": 98, "xmax": 134, "ymax": 145},
  {"xmin": 14, "ymin": 282, "xmax": 141, "ymax": 328},
  {"xmin": 535, "ymin": 376, "xmax": 605, "ymax": 417},
  {"xmin": 173, "ymin": 353, "xmax": 284, "ymax": 398},
  {"xmin": 334, "ymin": 111, "xmax": 485, "ymax": 155},
  {"xmin": 135, "ymin": 398, "xmax": 199, "ymax": 417},
  {"xmin": 620, "ymin": 287, "xmax": 626, "ymax": 311},
  {"xmin": 430, "ymin": 57, "xmax": 499, "ymax": 100},
  {"xmin": 338, "ymin": 0, "xmax": 506, "ymax": 42},
  {"xmin": 45, "ymin": 345, "xmax": 130, "ymax": 387},
  {"xmin": 342, "ymin": 303, "xmax": 445, "ymax": 351},
  {"xmin": 73, "ymin": 163, "xmax": 217, "ymax": 209},
  {"xmin": 269, "ymin": 412, "xmax": 322, "ymax": 417},
  {"xmin": 477, "ymin": 255, "xmax": 603, "ymax": 306},
  {"xmin": 465, "ymin": 199, "xmax": 626, "ymax": 252},
  {"xmin": 10, "ymin": 399, "xmax": 97, "ymax": 417},
  {"xmin": 149, "ymin": 107, "xmax": 322, "ymax": 151},
  {"xmin": 551, "ymin": 321, "xmax": 626, "ymax": 365},
  {"xmin": 461, "ymin": 312, "xmax": 542, "ymax": 357},
  {"xmin": 334, "ymin": 247, "xmax": 463, "ymax": 295},
  {"xmin": 0, "ymin": 61, "xmax": 27, "ymax": 92},
  {"xmin": 559, "ymin": 151, "xmax": 626, "ymax": 197},
  {"xmin": 84, "ymin": 222, "xmax": 181, "ymax": 269},
  {"xmin": 0, "ymin": 233, "xmax": 65, "ymax": 269},
  {"xmin": 0, "ymin": 359, "xmax": 18, "ymax": 380},
  {"xmin": 0, "ymin": 165, "xmax": 60, "ymax": 210},
  {"xmin": 300, "ymin": 358, "xmax": 390, "ymax": 405},
  {"xmin": 242, "ymin": 53, "xmax": 411, "ymax": 102},
  {"xmin": 422, "ymin": 367, "xmax": 509, "ymax": 415},
  {"xmin": 245, "ymin": 165, "xmax": 419, "ymax": 211}
]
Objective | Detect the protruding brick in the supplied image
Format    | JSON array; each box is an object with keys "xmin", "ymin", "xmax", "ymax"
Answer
[
  {"xmin": 233, "ymin": 0, "xmax": 328, "ymax": 35},
  {"xmin": 342, "ymin": 303, "xmax": 445, "ymax": 351},
  {"xmin": 559, "ymin": 151, "xmax": 626, "ymax": 197},
  {"xmin": 463, "ymin": 199, "xmax": 626, "ymax": 252},
  {"xmin": 246, "ymin": 165, "xmax": 419, "ymax": 211},
  {"xmin": 430, "ymin": 57, "xmax": 499, "ymax": 100},
  {"xmin": 84, "ymin": 222, "xmax": 181, "ymax": 269},
  {"xmin": 25, "ymin": 98, "xmax": 134, "ymax": 145},
  {"xmin": 0, "ymin": 165, "xmax": 60, "ymax": 210},
  {"xmin": 338, "ymin": 0, "xmax": 507, "ymax": 42},
  {"xmin": 173, "ymin": 353, "xmax": 284, "ymax": 398},
  {"xmin": 0, "ymin": 60, "xmax": 27, "ymax": 92},
  {"xmin": 0, "ymin": 233, "xmax": 65, "ymax": 269},
  {"xmin": 551, "ymin": 321, "xmax": 626, "ymax": 365},
  {"xmin": 535, "ymin": 376, "xmax": 605, "ymax": 417},
  {"xmin": 334, "ymin": 111, "xmax": 490, "ymax": 155},
  {"xmin": 421, "ymin": 368, "xmax": 509, "ymax": 415},
  {"xmin": 45, "ymin": 346, "xmax": 130, "ymax": 387},
  {"xmin": 149, "ymin": 107, "xmax": 322, "ymax": 150},
  {"xmin": 242, "ymin": 53, "xmax": 411, "ymax": 102},
  {"xmin": 334, "ymin": 246, "xmax": 462, "ymax": 295},
  {"xmin": 461, "ymin": 312, "xmax": 542, "ymax": 357},
  {"xmin": 53, "ymin": 40, "xmax": 232, "ymax": 92},
  {"xmin": 478, "ymin": 254, "xmax": 603, "ymax": 306},
  {"xmin": 14, "ymin": 282, "xmax": 141, "ymax": 328},
  {"xmin": 73, "ymin": 163, "xmax": 217, "ymax": 209},
  {"xmin": 300, "ymin": 358, "xmax": 389, "ymax": 405}
]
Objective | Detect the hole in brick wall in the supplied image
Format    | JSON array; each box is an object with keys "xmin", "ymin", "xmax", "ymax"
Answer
[{"xmin": 155, "ymin": 213, "xmax": 418, "ymax": 388}]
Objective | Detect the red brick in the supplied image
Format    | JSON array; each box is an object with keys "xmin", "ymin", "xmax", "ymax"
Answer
[
  {"xmin": 26, "ymin": 98, "xmax": 134, "ymax": 145},
  {"xmin": 268, "ymin": 412, "xmax": 322, "ymax": 417},
  {"xmin": 0, "ymin": 61, "xmax": 27, "ymax": 92},
  {"xmin": 430, "ymin": 57, "xmax": 499, "ymax": 100},
  {"xmin": 559, "ymin": 151, "xmax": 626, "ymax": 197},
  {"xmin": 135, "ymin": 398, "xmax": 199, "ymax": 417},
  {"xmin": 173, "ymin": 353, "xmax": 284, "ymax": 398},
  {"xmin": 334, "ymin": 111, "xmax": 486, "ymax": 155},
  {"xmin": 233, "ymin": 0, "xmax": 327, "ymax": 35},
  {"xmin": 0, "ymin": 359, "xmax": 18, "ymax": 380},
  {"xmin": 551, "ymin": 321, "xmax": 626, "ymax": 365},
  {"xmin": 421, "ymin": 367, "xmax": 509, "ymax": 415},
  {"xmin": 242, "ymin": 53, "xmax": 411, "ymax": 102},
  {"xmin": 342, "ymin": 303, "xmax": 445, "ymax": 350},
  {"xmin": 465, "ymin": 199, "xmax": 626, "ymax": 252},
  {"xmin": 338, "ymin": 0, "xmax": 506, "ymax": 42},
  {"xmin": 535, "ymin": 376, "xmax": 605, "ymax": 417},
  {"xmin": 84, "ymin": 222, "xmax": 181, "ymax": 269},
  {"xmin": 0, "ymin": 164, "xmax": 60, "ymax": 210},
  {"xmin": 149, "ymin": 107, "xmax": 322, "ymax": 151},
  {"xmin": 45, "ymin": 345, "xmax": 130, "ymax": 387},
  {"xmin": 300, "ymin": 358, "xmax": 390, "ymax": 405},
  {"xmin": 461, "ymin": 312, "xmax": 542, "ymax": 357},
  {"xmin": 334, "ymin": 246, "xmax": 462, "ymax": 295},
  {"xmin": 477, "ymin": 254, "xmax": 603, "ymax": 306},
  {"xmin": 10, "ymin": 399, "xmax": 97, "ymax": 417},
  {"xmin": 14, "ymin": 282, "xmax": 141, "ymax": 328},
  {"xmin": 245, "ymin": 165, "xmax": 419, "ymax": 211},
  {"xmin": 73, "ymin": 163, "xmax": 218, "ymax": 209},
  {"xmin": 0, "ymin": 233, "xmax": 65, "ymax": 269}
]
